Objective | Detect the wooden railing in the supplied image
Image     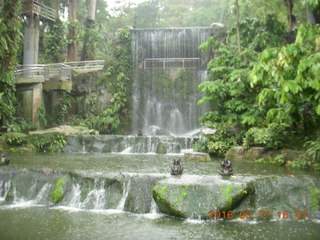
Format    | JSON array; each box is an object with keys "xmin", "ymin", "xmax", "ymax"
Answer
[
  {"xmin": 22, "ymin": 0, "xmax": 57, "ymax": 21},
  {"xmin": 143, "ymin": 58, "xmax": 202, "ymax": 69}
]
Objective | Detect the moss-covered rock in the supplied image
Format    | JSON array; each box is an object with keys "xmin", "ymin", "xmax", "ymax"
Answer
[{"xmin": 152, "ymin": 175, "xmax": 253, "ymax": 219}]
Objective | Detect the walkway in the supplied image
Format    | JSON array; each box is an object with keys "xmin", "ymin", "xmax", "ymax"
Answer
[{"xmin": 15, "ymin": 60, "xmax": 105, "ymax": 90}]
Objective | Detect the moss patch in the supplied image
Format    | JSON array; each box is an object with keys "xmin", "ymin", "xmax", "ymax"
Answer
[
  {"xmin": 156, "ymin": 142, "xmax": 167, "ymax": 154},
  {"xmin": 50, "ymin": 177, "xmax": 66, "ymax": 203},
  {"xmin": 311, "ymin": 188, "xmax": 320, "ymax": 211},
  {"xmin": 219, "ymin": 183, "xmax": 253, "ymax": 212},
  {"xmin": 153, "ymin": 185, "xmax": 185, "ymax": 218}
]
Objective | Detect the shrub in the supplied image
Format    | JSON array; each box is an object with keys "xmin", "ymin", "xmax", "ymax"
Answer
[
  {"xmin": 243, "ymin": 123, "xmax": 288, "ymax": 149},
  {"xmin": 5, "ymin": 132, "xmax": 28, "ymax": 146},
  {"xmin": 29, "ymin": 133, "xmax": 67, "ymax": 152}
]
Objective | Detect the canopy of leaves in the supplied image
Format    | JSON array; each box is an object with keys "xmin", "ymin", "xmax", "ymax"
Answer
[
  {"xmin": 198, "ymin": 16, "xmax": 288, "ymax": 128},
  {"xmin": 251, "ymin": 23, "xmax": 320, "ymax": 133}
]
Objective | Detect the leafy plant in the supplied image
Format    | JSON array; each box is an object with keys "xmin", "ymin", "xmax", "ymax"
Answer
[
  {"xmin": 0, "ymin": 0, "xmax": 22, "ymax": 128},
  {"xmin": 82, "ymin": 28, "xmax": 132, "ymax": 134},
  {"xmin": 305, "ymin": 138, "xmax": 320, "ymax": 162},
  {"xmin": 5, "ymin": 132, "xmax": 28, "ymax": 146},
  {"xmin": 269, "ymin": 154, "xmax": 287, "ymax": 166},
  {"xmin": 243, "ymin": 123, "xmax": 288, "ymax": 149},
  {"xmin": 192, "ymin": 135, "xmax": 209, "ymax": 153},
  {"xmin": 29, "ymin": 133, "xmax": 67, "ymax": 152},
  {"xmin": 250, "ymin": 23, "xmax": 320, "ymax": 134},
  {"xmin": 255, "ymin": 158, "xmax": 267, "ymax": 164},
  {"xmin": 198, "ymin": 122, "xmax": 243, "ymax": 157},
  {"xmin": 198, "ymin": 16, "xmax": 288, "ymax": 155}
]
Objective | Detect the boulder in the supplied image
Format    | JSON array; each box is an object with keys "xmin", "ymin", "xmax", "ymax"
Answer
[
  {"xmin": 184, "ymin": 152, "xmax": 211, "ymax": 162},
  {"xmin": 153, "ymin": 175, "xmax": 253, "ymax": 219},
  {"xmin": 226, "ymin": 146, "xmax": 305, "ymax": 162},
  {"xmin": 29, "ymin": 125, "xmax": 97, "ymax": 136},
  {"xmin": 201, "ymin": 127, "xmax": 216, "ymax": 135}
]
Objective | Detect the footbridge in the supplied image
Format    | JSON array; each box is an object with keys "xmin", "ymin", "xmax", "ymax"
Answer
[
  {"xmin": 14, "ymin": 60, "xmax": 105, "ymax": 124},
  {"xmin": 15, "ymin": 60, "xmax": 105, "ymax": 90}
]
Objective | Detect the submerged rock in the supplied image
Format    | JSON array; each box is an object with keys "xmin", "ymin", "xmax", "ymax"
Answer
[
  {"xmin": 153, "ymin": 175, "xmax": 253, "ymax": 219},
  {"xmin": 184, "ymin": 152, "xmax": 211, "ymax": 162},
  {"xmin": 234, "ymin": 176, "xmax": 320, "ymax": 220}
]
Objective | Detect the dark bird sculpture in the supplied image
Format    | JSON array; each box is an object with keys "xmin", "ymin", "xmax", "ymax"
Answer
[
  {"xmin": 171, "ymin": 158, "xmax": 183, "ymax": 175},
  {"xmin": 220, "ymin": 159, "xmax": 233, "ymax": 176},
  {"xmin": 1, "ymin": 152, "xmax": 9, "ymax": 165}
]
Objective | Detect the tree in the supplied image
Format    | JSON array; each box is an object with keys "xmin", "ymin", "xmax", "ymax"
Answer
[
  {"xmin": 0, "ymin": 0, "xmax": 22, "ymax": 128},
  {"xmin": 81, "ymin": 0, "xmax": 97, "ymax": 60},
  {"xmin": 235, "ymin": 0, "xmax": 241, "ymax": 54},
  {"xmin": 68, "ymin": 0, "xmax": 77, "ymax": 61}
]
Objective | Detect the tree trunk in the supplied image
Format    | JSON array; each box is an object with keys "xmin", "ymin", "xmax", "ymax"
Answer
[
  {"xmin": 235, "ymin": 0, "xmax": 241, "ymax": 54},
  {"xmin": 67, "ymin": 0, "xmax": 77, "ymax": 61},
  {"xmin": 81, "ymin": 0, "xmax": 97, "ymax": 61},
  {"xmin": 285, "ymin": 0, "xmax": 294, "ymax": 31}
]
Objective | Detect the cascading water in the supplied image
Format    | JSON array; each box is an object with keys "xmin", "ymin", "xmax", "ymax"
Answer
[
  {"xmin": 0, "ymin": 180, "xmax": 10, "ymax": 202},
  {"xmin": 131, "ymin": 27, "xmax": 212, "ymax": 135}
]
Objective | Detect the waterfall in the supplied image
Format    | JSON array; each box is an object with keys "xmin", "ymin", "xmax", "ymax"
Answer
[
  {"xmin": 64, "ymin": 135, "xmax": 197, "ymax": 154},
  {"xmin": 131, "ymin": 27, "xmax": 212, "ymax": 135},
  {"xmin": 0, "ymin": 180, "xmax": 11, "ymax": 202},
  {"xmin": 116, "ymin": 179, "xmax": 131, "ymax": 211}
]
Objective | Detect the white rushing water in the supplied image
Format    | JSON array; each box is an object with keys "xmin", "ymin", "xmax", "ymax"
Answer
[{"xmin": 131, "ymin": 28, "xmax": 211, "ymax": 136}]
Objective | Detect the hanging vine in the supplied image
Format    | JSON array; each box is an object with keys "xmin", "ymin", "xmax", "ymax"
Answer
[
  {"xmin": 0, "ymin": 0, "xmax": 22, "ymax": 130},
  {"xmin": 83, "ymin": 28, "xmax": 132, "ymax": 134}
]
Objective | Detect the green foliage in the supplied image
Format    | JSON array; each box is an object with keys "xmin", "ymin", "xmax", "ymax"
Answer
[
  {"xmin": 29, "ymin": 133, "xmax": 67, "ymax": 153},
  {"xmin": 52, "ymin": 91, "xmax": 73, "ymax": 125},
  {"xmin": 36, "ymin": 107, "xmax": 47, "ymax": 130},
  {"xmin": 269, "ymin": 153, "xmax": 287, "ymax": 166},
  {"xmin": 83, "ymin": 29, "xmax": 132, "ymax": 134},
  {"xmin": 1, "ymin": 118, "xmax": 36, "ymax": 133},
  {"xmin": 255, "ymin": 157, "xmax": 267, "ymax": 164},
  {"xmin": 250, "ymin": 23, "xmax": 320, "ymax": 133},
  {"xmin": 50, "ymin": 177, "xmax": 66, "ymax": 203},
  {"xmin": 311, "ymin": 187, "xmax": 320, "ymax": 211},
  {"xmin": 198, "ymin": 16, "xmax": 288, "ymax": 155},
  {"xmin": 289, "ymin": 155, "xmax": 312, "ymax": 169},
  {"xmin": 5, "ymin": 132, "xmax": 28, "ymax": 146},
  {"xmin": 192, "ymin": 135, "xmax": 209, "ymax": 153},
  {"xmin": 0, "ymin": 0, "xmax": 22, "ymax": 127},
  {"xmin": 42, "ymin": 20, "xmax": 66, "ymax": 63},
  {"xmin": 305, "ymin": 138, "xmax": 320, "ymax": 162},
  {"xmin": 227, "ymin": 15, "xmax": 286, "ymax": 52},
  {"xmin": 243, "ymin": 124, "xmax": 288, "ymax": 149},
  {"xmin": 199, "ymin": 122, "xmax": 243, "ymax": 157}
]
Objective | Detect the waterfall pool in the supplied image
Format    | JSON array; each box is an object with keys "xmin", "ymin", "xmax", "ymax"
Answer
[{"xmin": 0, "ymin": 153, "xmax": 319, "ymax": 240}]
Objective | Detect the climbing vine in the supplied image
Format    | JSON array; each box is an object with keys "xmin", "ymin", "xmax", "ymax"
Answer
[
  {"xmin": 0, "ymin": 0, "xmax": 22, "ymax": 129},
  {"xmin": 83, "ymin": 28, "xmax": 132, "ymax": 134},
  {"xmin": 42, "ymin": 20, "xmax": 67, "ymax": 63}
]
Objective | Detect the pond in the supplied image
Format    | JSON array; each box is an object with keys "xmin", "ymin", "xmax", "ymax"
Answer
[{"xmin": 0, "ymin": 153, "xmax": 319, "ymax": 240}]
